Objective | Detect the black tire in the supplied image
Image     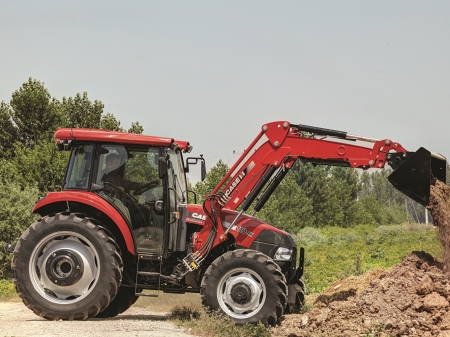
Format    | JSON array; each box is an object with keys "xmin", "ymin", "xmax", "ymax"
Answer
[
  {"xmin": 285, "ymin": 278, "xmax": 306, "ymax": 314},
  {"xmin": 200, "ymin": 249, "xmax": 287, "ymax": 326},
  {"xmin": 11, "ymin": 213, "xmax": 122, "ymax": 320},
  {"xmin": 95, "ymin": 286, "xmax": 141, "ymax": 318}
]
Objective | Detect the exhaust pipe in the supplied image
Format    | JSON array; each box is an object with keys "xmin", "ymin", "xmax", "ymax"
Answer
[{"xmin": 387, "ymin": 147, "xmax": 447, "ymax": 206}]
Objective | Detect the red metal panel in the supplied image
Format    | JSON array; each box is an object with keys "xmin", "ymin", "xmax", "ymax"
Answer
[
  {"xmin": 54, "ymin": 128, "xmax": 192, "ymax": 149},
  {"xmin": 33, "ymin": 191, "xmax": 135, "ymax": 254}
]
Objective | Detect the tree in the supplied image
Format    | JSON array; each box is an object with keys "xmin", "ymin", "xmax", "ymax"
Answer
[
  {"xmin": 0, "ymin": 102, "xmax": 18, "ymax": 158},
  {"xmin": 60, "ymin": 92, "xmax": 104, "ymax": 129},
  {"xmin": 128, "ymin": 121, "xmax": 144, "ymax": 134},
  {"xmin": 359, "ymin": 169, "xmax": 425, "ymax": 225},
  {"xmin": 9, "ymin": 78, "xmax": 62, "ymax": 146},
  {"xmin": 257, "ymin": 174, "xmax": 315, "ymax": 233},
  {"xmin": 7, "ymin": 139, "xmax": 69, "ymax": 192},
  {"xmin": 292, "ymin": 163, "xmax": 348, "ymax": 227},
  {"xmin": 0, "ymin": 180, "xmax": 39, "ymax": 278},
  {"xmin": 193, "ymin": 160, "xmax": 229, "ymax": 203},
  {"xmin": 100, "ymin": 112, "xmax": 124, "ymax": 131}
]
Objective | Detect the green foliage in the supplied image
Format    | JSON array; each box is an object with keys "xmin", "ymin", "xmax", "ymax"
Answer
[
  {"xmin": 100, "ymin": 112, "xmax": 124, "ymax": 131},
  {"xmin": 193, "ymin": 159, "xmax": 230, "ymax": 203},
  {"xmin": 171, "ymin": 306, "xmax": 201, "ymax": 320},
  {"xmin": 299, "ymin": 224, "xmax": 441, "ymax": 294},
  {"xmin": 7, "ymin": 139, "xmax": 69, "ymax": 192},
  {"xmin": 60, "ymin": 92, "xmax": 104, "ymax": 129},
  {"xmin": 128, "ymin": 121, "xmax": 144, "ymax": 134},
  {"xmin": 0, "ymin": 279, "xmax": 16, "ymax": 299},
  {"xmin": 293, "ymin": 227, "xmax": 327, "ymax": 246},
  {"xmin": 0, "ymin": 102, "xmax": 18, "ymax": 159},
  {"xmin": 9, "ymin": 78, "xmax": 62, "ymax": 146},
  {"xmin": 292, "ymin": 163, "xmax": 363, "ymax": 227},
  {"xmin": 123, "ymin": 150, "xmax": 159, "ymax": 183},
  {"xmin": 0, "ymin": 181, "xmax": 39, "ymax": 279},
  {"xmin": 177, "ymin": 311, "xmax": 270, "ymax": 337},
  {"xmin": 258, "ymin": 174, "xmax": 315, "ymax": 233}
]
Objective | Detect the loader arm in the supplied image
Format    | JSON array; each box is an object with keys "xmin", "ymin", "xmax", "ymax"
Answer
[{"xmin": 212, "ymin": 121, "xmax": 446, "ymax": 212}]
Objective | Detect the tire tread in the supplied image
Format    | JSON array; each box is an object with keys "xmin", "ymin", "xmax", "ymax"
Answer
[{"xmin": 11, "ymin": 213, "xmax": 122, "ymax": 321}]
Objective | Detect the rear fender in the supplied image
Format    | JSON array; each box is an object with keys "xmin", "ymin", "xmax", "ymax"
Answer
[{"xmin": 33, "ymin": 191, "xmax": 135, "ymax": 254}]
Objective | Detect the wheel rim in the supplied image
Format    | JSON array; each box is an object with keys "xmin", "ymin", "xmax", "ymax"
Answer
[
  {"xmin": 29, "ymin": 231, "xmax": 100, "ymax": 304},
  {"xmin": 217, "ymin": 267, "xmax": 266, "ymax": 319}
]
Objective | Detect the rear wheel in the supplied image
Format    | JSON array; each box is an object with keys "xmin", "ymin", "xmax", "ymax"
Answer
[
  {"xmin": 200, "ymin": 249, "xmax": 287, "ymax": 326},
  {"xmin": 11, "ymin": 213, "xmax": 122, "ymax": 320},
  {"xmin": 95, "ymin": 286, "xmax": 141, "ymax": 318}
]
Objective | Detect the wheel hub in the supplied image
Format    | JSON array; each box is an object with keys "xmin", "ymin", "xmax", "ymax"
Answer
[
  {"xmin": 32, "ymin": 234, "xmax": 99, "ymax": 303},
  {"xmin": 218, "ymin": 270, "xmax": 265, "ymax": 318},
  {"xmin": 230, "ymin": 282, "xmax": 252, "ymax": 305},
  {"xmin": 45, "ymin": 250, "xmax": 84, "ymax": 286}
]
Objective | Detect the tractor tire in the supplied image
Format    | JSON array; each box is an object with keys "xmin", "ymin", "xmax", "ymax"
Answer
[
  {"xmin": 285, "ymin": 278, "xmax": 306, "ymax": 314},
  {"xmin": 95, "ymin": 286, "xmax": 141, "ymax": 318},
  {"xmin": 200, "ymin": 249, "xmax": 287, "ymax": 326},
  {"xmin": 11, "ymin": 213, "xmax": 122, "ymax": 320}
]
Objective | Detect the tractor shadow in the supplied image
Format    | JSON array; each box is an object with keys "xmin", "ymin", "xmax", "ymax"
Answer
[{"xmin": 90, "ymin": 313, "xmax": 172, "ymax": 321}]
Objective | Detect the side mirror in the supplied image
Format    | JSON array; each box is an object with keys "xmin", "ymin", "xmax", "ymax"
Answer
[
  {"xmin": 201, "ymin": 160, "xmax": 206, "ymax": 181},
  {"xmin": 186, "ymin": 155, "xmax": 207, "ymax": 181},
  {"xmin": 158, "ymin": 157, "xmax": 168, "ymax": 179}
]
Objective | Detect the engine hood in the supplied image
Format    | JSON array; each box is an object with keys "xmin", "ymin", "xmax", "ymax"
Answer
[{"xmin": 186, "ymin": 204, "xmax": 293, "ymax": 248}]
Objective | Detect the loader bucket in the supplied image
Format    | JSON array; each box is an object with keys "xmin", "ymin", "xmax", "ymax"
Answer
[{"xmin": 388, "ymin": 147, "xmax": 447, "ymax": 206}]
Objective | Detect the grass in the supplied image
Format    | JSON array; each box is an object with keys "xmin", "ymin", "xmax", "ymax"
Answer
[
  {"xmin": 174, "ymin": 309, "xmax": 270, "ymax": 337},
  {"xmin": 295, "ymin": 223, "xmax": 442, "ymax": 294},
  {"xmin": 0, "ymin": 279, "xmax": 17, "ymax": 301}
]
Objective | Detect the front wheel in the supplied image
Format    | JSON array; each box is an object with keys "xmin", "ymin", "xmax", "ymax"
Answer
[
  {"xmin": 285, "ymin": 278, "xmax": 306, "ymax": 314},
  {"xmin": 200, "ymin": 249, "xmax": 287, "ymax": 326},
  {"xmin": 11, "ymin": 213, "xmax": 122, "ymax": 320}
]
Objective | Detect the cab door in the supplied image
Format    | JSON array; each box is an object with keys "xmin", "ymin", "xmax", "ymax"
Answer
[{"xmin": 164, "ymin": 150, "xmax": 188, "ymax": 253}]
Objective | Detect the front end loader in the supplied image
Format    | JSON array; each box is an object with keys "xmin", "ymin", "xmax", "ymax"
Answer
[{"xmin": 5, "ymin": 121, "xmax": 446, "ymax": 327}]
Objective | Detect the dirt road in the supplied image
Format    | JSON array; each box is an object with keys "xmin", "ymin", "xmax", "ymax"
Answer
[{"xmin": 0, "ymin": 302, "xmax": 196, "ymax": 337}]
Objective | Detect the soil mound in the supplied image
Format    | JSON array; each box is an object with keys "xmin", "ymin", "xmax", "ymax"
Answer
[
  {"xmin": 428, "ymin": 180, "xmax": 450, "ymax": 272},
  {"xmin": 273, "ymin": 252, "xmax": 450, "ymax": 337},
  {"xmin": 271, "ymin": 180, "xmax": 450, "ymax": 336}
]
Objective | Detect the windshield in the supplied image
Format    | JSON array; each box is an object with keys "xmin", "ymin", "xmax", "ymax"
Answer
[{"xmin": 95, "ymin": 145, "xmax": 160, "ymax": 189}]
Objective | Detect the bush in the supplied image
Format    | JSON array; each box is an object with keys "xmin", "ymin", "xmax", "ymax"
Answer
[
  {"xmin": 0, "ymin": 182, "xmax": 39, "ymax": 279},
  {"xmin": 177, "ymin": 310, "xmax": 270, "ymax": 337},
  {"xmin": 171, "ymin": 306, "xmax": 201, "ymax": 321},
  {"xmin": 294, "ymin": 227, "xmax": 326, "ymax": 246}
]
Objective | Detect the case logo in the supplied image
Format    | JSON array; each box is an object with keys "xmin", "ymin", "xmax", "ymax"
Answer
[{"xmin": 192, "ymin": 212, "xmax": 206, "ymax": 221}]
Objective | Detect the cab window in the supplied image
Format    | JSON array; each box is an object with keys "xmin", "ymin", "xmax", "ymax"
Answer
[{"xmin": 65, "ymin": 144, "xmax": 94, "ymax": 190}]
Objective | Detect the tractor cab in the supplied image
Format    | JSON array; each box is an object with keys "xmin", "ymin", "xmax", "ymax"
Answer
[{"xmin": 60, "ymin": 129, "xmax": 191, "ymax": 256}]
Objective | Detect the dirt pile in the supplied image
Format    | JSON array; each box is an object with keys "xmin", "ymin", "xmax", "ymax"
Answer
[
  {"xmin": 429, "ymin": 180, "xmax": 450, "ymax": 272},
  {"xmin": 271, "ymin": 180, "xmax": 450, "ymax": 337},
  {"xmin": 273, "ymin": 252, "xmax": 450, "ymax": 337}
]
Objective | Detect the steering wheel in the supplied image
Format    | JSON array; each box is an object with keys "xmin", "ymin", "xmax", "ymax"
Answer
[
  {"xmin": 103, "ymin": 181, "xmax": 151, "ymax": 226},
  {"xmin": 103, "ymin": 182, "xmax": 145, "ymax": 208},
  {"xmin": 132, "ymin": 180, "xmax": 159, "ymax": 196}
]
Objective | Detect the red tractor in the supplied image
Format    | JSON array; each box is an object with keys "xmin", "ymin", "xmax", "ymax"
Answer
[{"xmin": 6, "ymin": 121, "xmax": 446, "ymax": 325}]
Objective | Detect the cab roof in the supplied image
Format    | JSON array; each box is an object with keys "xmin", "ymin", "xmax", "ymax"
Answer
[{"xmin": 54, "ymin": 128, "xmax": 191, "ymax": 151}]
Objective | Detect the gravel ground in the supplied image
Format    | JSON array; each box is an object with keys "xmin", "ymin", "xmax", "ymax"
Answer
[{"xmin": 0, "ymin": 302, "xmax": 197, "ymax": 337}]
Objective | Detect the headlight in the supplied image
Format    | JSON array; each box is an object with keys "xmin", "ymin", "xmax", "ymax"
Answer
[{"xmin": 274, "ymin": 247, "xmax": 292, "ymax": 261}]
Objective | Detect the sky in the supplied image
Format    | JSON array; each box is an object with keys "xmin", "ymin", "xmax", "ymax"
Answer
[{"xmin": 1, "ymin": 1, "xmax": 450, "ymax": 182}]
